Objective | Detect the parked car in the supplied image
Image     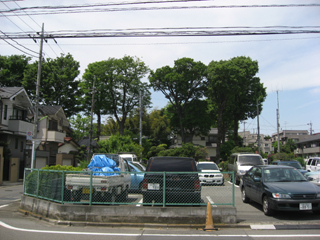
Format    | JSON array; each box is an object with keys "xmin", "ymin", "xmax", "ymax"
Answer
[
  {"xmin": 305, "ymin": 171, "xmax": 320, "ymax": 186},
  {"xmin": 131, "ymin": 161, "xmax": 146, "ymax": 171},
  {"xmin": 271, "ymin": 160, "xmax": 308, "ymax": 175},
  {"xmin": 197, "ymin": 162, "xmax": 224, "ymax": 186},
  {"xmin": 128, "ymin": 161, "xmax": 144, "ymax": 192},
  {"xmin": 306, "ymin": 157, "xmax": 320, "ymax": 172},
  {"xmin": 141, "ymin": 156, "xmax": 201, "ymax": 204},
  {"xmin": 240, "ymin": 165, "xmax": 320, "ymax": 216},
  {"xmin": 228, "ymin": 153, "xmax": 264, "ymax": 185}
]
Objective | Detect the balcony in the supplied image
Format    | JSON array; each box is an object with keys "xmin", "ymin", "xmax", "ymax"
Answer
[
  {"xmin": 46, "ymin": 130, "xmax": 65, "ymax": 142},
  {"xmin": 295, "ymin": 147, "xmax": 320, "ymax": 155},
  {"xmin": 8, "ymin": 116, "xmax": 33, "ymax": 135}
]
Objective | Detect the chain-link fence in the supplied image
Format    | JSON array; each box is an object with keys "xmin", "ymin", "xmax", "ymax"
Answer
[{"xmin": 23, "ymin": 168, "xmax": 235, "ymax": 207}]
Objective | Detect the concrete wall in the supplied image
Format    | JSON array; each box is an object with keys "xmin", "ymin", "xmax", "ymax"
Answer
[
  {"xmin": 10, "ymin": 157, "xmax": 19, "ymax": 182},
  {"xmin": 20, "ymin": 195, "xmax": 237, "ymax": 226},
  {"xmin": 56, "ymin": 153, "xmax": 74, "ymax": 166}
]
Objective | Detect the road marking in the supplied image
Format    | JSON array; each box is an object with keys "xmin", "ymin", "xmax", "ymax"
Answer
[
  {"xmin": 1, "ymin": 221, "xmax": 320, "ymax": 238},
  {"xmin": 251, "ymin": 225, "xmax": 276, "ymax": 230},
  {"xmin": 0, "ymin": 205, "xmax": 9, "ymax": 209},
  {"xmin": 206, "ymin": 196, "xmax": 217, "ymax": 207}
]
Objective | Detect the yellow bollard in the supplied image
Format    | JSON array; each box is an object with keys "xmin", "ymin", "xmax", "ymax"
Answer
[{"xmin": 203, "ymin": 202, "xmax": 219, "ymax": 231}]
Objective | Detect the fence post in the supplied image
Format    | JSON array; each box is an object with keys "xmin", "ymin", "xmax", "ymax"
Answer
[
  {"xmin": 61, "ymin": 171, "xmax": 65, "ymax": 204},
  {"xmin": 36, "ymin": 169, "xmax": 40, "ymax": 197},
  {"xmin": 89, "ymin": 171, "xmax": 93, "ymax": 205},
  {"xmin": 163, "ymin": 172, "xmax": 166, "ymax": 207},
  {"xmin": 232, "ymin": 172, "xmax": 235, "ymax": 207}
]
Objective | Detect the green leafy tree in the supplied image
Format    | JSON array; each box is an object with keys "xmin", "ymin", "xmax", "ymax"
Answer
[
  {"xmin": 149, "ymin": 57, "xmax": 207, "ymax": 143},
  {"xmin": 149, "ymin": 108, "xmax": 172, "ymax": 146},
  {"xmin": 282, "ymin": 139, "xmax": 296, "ymax": 154},
  {"xmin": 168, "ymin": 99, "xmax": 213, "ymax": 143},
  {"xmin": 80, "ymin": 56, "xmax": 151, "ymax": 138},
  {"xmin": 96, "ymin": 134, "xmax": 143, "ymax": 157},
  {"xmin": 22, "ymin": 53, "xmax": 81, "ymax": 118},
  {"xmin": 157, "ymin": 142, "xmax": 207, "ymax": 161},
  {"xmin": 0, "ymin": 55, "xmax": 31, "ymax": 87},
  {"xmin": 69, "ymin": 113, "xmax": 91, "ymax": 142},
  {"xmin": 207, "ymin": 56, "xmax": 267, "ymax": 160}
]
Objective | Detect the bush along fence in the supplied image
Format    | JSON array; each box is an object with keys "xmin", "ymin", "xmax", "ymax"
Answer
[{"xmin": 23, "ymin": 168, "xmax": 235, "ymax": 207}]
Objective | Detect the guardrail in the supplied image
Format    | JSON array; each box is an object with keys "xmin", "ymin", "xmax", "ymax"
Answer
[{"xmin": 23, "ymin": 168, "xmax": 235, "ymax": 207}]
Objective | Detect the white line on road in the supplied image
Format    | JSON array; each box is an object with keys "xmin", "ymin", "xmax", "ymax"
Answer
[
  {"xmin": 0, "ymin": 205, "xmax": 9, "ymax": 209},
  {"xmin": 206, "ymin": 196, "xmax": 217, "ymax": 207},
  {"xmin": 1, "ymin": 221, "xmax": 320, "ymax": 238}
]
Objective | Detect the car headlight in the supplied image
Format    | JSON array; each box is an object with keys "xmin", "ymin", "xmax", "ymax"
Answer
[
  {"xmin": 272, "ymin": 193, "xmax": 291, "ymax": 199},
  {"xmin": 238, "ymin": 170, "xmax": 247, "ymax": 175},
  {"xmin": 216, "ymin": 174, "xmax": 223, "ymax": 177}
]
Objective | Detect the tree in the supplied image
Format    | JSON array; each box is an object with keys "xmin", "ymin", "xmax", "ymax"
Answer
[
  {"xmin": 0, "ymin": 55, "xmax": 31, "ymax": 87},
  {"xmin": 69, "ymin": 113, "xmax": 91, "ymax": 142},
  {"xmin": 167, "ymin": 99, "xmax": 213, "ymax": 143},
  {"xmin": 22, "ymin": 53, "xmax": 81, "ymax": 118},
  {"xmin": 206, "ymin": 56, "xmax": 267, "ymax": 160},
  {"xmin": 149, "ymin": 108, "xmax": 172, "ymax": 146},
  {"xmin": 149, "ymin": 57, "xmax": 207, "ymax": 143},
  {"xmin": 80, "ymin": 56, "xmax": 151, "ymax": 138}
]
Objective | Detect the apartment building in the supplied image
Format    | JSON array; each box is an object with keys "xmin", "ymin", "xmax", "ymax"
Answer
[{"xmin": 238, "ymin": 131, "xmax": 273, "ymax": 155}]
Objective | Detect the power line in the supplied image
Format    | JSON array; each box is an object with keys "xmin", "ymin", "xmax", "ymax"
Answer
[
  {"xmin": 1, "ymin": 3, "xmax": 319, "ymax": 16},
  {"xmin": 0, "ymin": 36, "xmax": 38, "ymax": 57}
]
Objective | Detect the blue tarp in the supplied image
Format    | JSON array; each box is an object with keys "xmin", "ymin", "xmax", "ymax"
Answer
[{"xmin": 87, "ymin": 155, "xmax": 119, "ymax": 176}]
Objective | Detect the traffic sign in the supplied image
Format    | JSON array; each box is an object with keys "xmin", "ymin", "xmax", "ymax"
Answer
[{"xmin": 26, "ymin": 131, "xmax": 33, "ymax": 140}]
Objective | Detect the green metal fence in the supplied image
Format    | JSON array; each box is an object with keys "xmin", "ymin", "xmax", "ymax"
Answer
[{"xmin": 23, "ymin": 168, "xmax": 235, "ymax": 207}]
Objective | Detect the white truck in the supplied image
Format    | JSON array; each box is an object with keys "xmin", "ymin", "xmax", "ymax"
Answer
[{"xmin": 64, "ymin": 154, "xmax": 131, "ymax": 203}]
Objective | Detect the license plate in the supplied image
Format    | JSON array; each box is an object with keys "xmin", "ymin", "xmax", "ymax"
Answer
[
  {"xmin": 148, "ymin": 183, "xmax": 160, "ymax": 190},
  {"xmin": 300, "ymin": 203, "xmax": 312, "ymax": 210},
  {"xmin": 82, "ymin": 188, "xmax": 92, "ymax": 194}
]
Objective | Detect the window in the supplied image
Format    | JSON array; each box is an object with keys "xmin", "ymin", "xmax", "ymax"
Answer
[
  {"xmin": 15, "ymin": 138, "xmax": 18, "ymax": 149},
  {"xmin": 20, "ymin": 141, "xmax": 24, "ymax": 152}
]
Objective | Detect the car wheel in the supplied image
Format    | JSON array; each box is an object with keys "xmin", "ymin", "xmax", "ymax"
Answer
[
  {"xmin": 235, "ymin": 177, "xmax": 240, "ymax": 185},
  {"xmin": 241, "ymin": 187, "xmax": 250, "ymax": 203},
  {"xmin": 262, "ymin": 196, "xmax": 274, "ymax": 216}
]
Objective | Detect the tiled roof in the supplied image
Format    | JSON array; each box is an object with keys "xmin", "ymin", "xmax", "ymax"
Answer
[
  {"xmin": 38, "ymin": 105, "xmax": 62, "ymax": 116},
  {"xmin": 0, "ymin": 87, "xmax": 25, "ymax": 99}
]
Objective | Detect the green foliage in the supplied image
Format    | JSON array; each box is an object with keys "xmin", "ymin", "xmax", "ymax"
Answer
[
  {"xmin": 0, "ymin": 54, "xmax": 31, "ymax": 87},
  {"xmin": 157, "ymin": 143, "xmax": 207, "ymax": 161},
  {"xmin": 218, "ymin": 161, "xmax": 229, "ymax": 171},
  {"xmin": 69, "ymin": 113, "xmax": 92, "ymax": 142},
  {"xmin": 220, "ymin": 140, "xmax": 236, "ymax": 162},
  {"xmin": 149, "ymin": 57, "xmax": 207, "ymax": 143},
  {"xmin": 42, "ymin": 165, "xmax": 83, "ymax": 171},
  {"xmin": 97, "ymin": 134, "xmax": 142, "ymax": 157},
  {"xmin": 231, "ymin": 146, "xmax": 256, "ymax": 154},
  {"xmin": 147, "ymin": 144, "xmax": 168, "ymax": 159},
  {"xmin": 22, "ymin": 53, "xmax": 81, "ymax": 118},
  {"xmin": 294, "ymin": 157, "xmax": 306, "ymax": 167}
]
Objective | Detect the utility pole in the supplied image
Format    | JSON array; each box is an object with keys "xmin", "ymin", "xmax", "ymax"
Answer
[
  {"xmin": 307, "ymin": 121, "xmax": 313, "ymax": 135},
  {"xmin": 87, "ymin": 78, "xmax": 95, "ymax": 161},
  {"xmin": 257, "ymin": 99, "xmax": 261, "ymax": 155},
  {"xmin": 276, "ymin": 91, "xmax": 280, "ymax": 153},
  {"xmin": 31, "ymin": 23, "xmax": 44, "ymax": 169},
  {"xmin": 242, "ymin": 121, "xmax": 246, "ymax": 147}
]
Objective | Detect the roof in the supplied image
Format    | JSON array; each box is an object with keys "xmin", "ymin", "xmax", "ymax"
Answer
[
  {"xmin": 0, "ymin": 87, "xmax": 33, "ymax": 108},
  {"xmin": 78, "ymin": 137, "xmax": 98, "ymax": 148},
  {"xmin": 296, "ymin": 134, "xmax": 320, "ymax": 144},
  {"xmin": 38, "ymin": 105, "xmax": 63, "ymax": 116}
]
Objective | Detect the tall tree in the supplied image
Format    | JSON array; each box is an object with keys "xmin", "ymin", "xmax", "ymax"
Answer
[
  {"xmin": 167, "ymin": 99, "xmax": 213, "ymax": 143},
  {"xmin": 207, "ymin": 56, "xmax": 266, "ymax": 160},
  {"xmin": 80, "ymin": 56, "xmax": 151, "ymax": 137},
  {"xmin": 69, "ymin": 113, "xmax": 91, "ymax": 142},
  {"xmin": 149, "ymin": 57, "xmax": 207, "ymax": 143},
  {"xmin": 22, "ymin": 53, "xmax": 81, "ymax": 118},
  {"xmin": 0, "ymin": 55, "xmax": 31, "ymax": 87}
]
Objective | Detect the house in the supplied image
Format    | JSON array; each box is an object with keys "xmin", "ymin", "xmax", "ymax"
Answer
[
  {"xmin": 271, "ymin": 130, "xmax": 309, "ymax": 145},
  {"xmin": 294, "ymin": 133, "xmax": 320, "ymax": 158},
  {"xmin": 24, "ymin": 105, "xmax": 73, "ymax": 169},
  {"xmin": 238, "ymin": 131, "xmax": 273, "ymax": 155},
  {"xmin": 56, "ymin": 137, "xmax": 80, "ymax": 166},
  {"xmin": 0, "ymin": 87, "xmax": 34, "ymax": 180},
  {"xmin": 173, "ymin": 128, "xmax": 219, "ymax": 162}
]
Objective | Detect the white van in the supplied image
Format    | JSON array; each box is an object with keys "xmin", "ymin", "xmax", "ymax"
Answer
[
  {"xmin": 228, "ymin": 153, "xmax": 264, "ymax": 185},
  {"xmin": 306, "ymin": 157, "xmax": 320, "ymax": 172}
]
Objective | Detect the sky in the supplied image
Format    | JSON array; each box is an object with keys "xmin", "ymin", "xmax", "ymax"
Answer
[{"xmin": 1, "ymin": 0, "xmax": 320, "ymax": 137}]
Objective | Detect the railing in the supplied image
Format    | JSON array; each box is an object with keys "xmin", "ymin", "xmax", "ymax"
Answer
[{"xmin": 23, "ymin": 168, "xmax": 235, "ymax": 207}]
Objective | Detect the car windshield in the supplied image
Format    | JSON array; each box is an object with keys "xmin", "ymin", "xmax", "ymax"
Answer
[
  {"xmin": 131, "ymin": 162, "xmax": 145, "ymax": 171},
  {"xmin": 279, "ymin": 162, "xmax": 302, "ymax": 169},
  {"xmin": 263, "ymin": 168, "xmax": 307, "ymax": 182},
  {"xmin": 239, "ymin": 156, "xmax": 263, "ymax": 166},
  {"xmin": 197, "ymin": 163, "xmax": 218, "ymax": 171}
]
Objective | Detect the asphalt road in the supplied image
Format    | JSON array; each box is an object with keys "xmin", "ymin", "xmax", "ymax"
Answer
[{"xmin": 1, "ymin": 182, "xmax": 320, "ymax": 239}]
